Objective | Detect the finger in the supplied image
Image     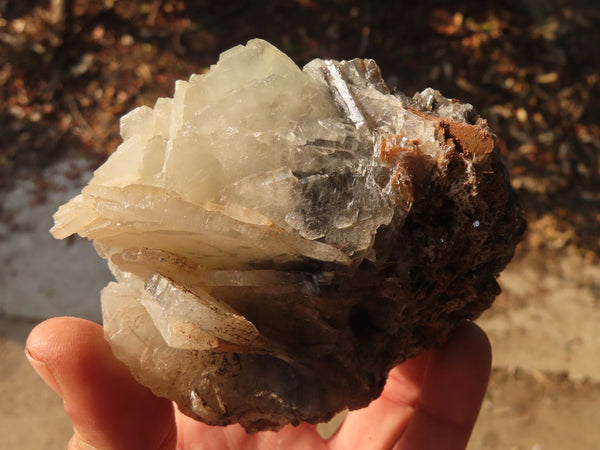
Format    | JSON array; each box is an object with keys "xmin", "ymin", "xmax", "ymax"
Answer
[
  {"xmin": 396, "ymin": 323, "xmax": 491, "ymax": 450},
  {"xmin": 26, "ymin": 317, "xmax": 177, "ymax": 450},
  {"xmin": 175, "ymin": 409, "xmax": 329, "ymax": 450},
  {"xmin": 328, "ymin": 352, "xmax": 432, "ymax": 450}
]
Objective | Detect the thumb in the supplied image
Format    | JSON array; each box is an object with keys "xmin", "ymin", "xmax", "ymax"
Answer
[{"xmin": 26, "ymin": 317, "xmax": 177, "ymax": 450}]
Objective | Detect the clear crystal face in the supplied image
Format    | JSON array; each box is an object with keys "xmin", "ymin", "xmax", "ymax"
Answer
[{"xmin": 51, "ymin": 39, "xmax": 524, "ymax": 431}]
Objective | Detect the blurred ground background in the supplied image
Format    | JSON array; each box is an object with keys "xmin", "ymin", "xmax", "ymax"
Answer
[{"xmin": 1, "ymin": 1, "xmax": 599, "ymax": 449}]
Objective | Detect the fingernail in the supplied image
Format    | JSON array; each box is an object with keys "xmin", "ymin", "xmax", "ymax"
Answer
[{"xmin": 25, "ymin": 348, "xmax": 64, "ymax": 397}]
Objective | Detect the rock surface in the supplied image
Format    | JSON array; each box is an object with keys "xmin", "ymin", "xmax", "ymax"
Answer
[{"xmin": 51, "ymin": 39, "xmax": 525, "ymax": 431}]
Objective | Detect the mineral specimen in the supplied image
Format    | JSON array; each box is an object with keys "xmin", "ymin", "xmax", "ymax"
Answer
[{"xmin": 51, "ymin": 39, "xmax": 525, "ymax": 432}]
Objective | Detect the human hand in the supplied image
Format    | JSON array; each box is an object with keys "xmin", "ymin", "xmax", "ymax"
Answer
[{"xmin": 26, "ymin": 317, "xmax": 490, "ymax": 450}]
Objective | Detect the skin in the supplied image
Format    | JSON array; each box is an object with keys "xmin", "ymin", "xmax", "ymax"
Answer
[{"xmin": 26, "ymin": 317, "xmax": 491, "ymax": 450}]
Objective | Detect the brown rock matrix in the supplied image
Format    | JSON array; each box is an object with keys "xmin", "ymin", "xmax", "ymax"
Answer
[{"xmin": 51, "ymin": 39, "xmax": 525, "ymax": 431}]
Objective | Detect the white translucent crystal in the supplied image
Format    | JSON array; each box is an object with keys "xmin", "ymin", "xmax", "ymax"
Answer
[
  {"xmin": 141, "ymin": 274, "xmax": 264, "ymax": 351},
  {"xmin": 50, "ymin": 36, "xmax": 440, "ymax": 407},
  {"xmin": 49, "ymin": 38, "xmax": 521, "ymax": 431},
  {"xmin": 52, "ymin": 38, "xmax": 444, "ymax": 258}
]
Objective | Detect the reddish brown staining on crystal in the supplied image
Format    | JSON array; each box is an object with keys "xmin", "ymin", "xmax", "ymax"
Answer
[
  {"xmin": 438, "ymin": 119, "xmax": 494, "ymax": 160},
  {"xmin": 377, "ymin": 134, "xmax": 422, "ymax": 164},
  {"xmin": 407, "ymin": 107, "xmax": 495, "ymax": 162},
  {"xmin": 376, "ymin": 135, "xmax": 423, "ymax": 209},
  {"xmin": 376, "ymin": 134, "xmax": 437, "ymax": 210}
]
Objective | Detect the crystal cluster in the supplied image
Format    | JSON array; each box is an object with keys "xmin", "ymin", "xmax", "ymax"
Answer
[{"xmin": 51, "ymin": 39, "xmax": 525, "ymax": 432}]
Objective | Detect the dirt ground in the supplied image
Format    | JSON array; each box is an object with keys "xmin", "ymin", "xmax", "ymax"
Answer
[
  {"xmin": 1, "ymin": 1, "xmax": 599, "ymax": 449},
  {"xmin": 470, "ymin": 248, "xmax": 600, "ymax": 450}
]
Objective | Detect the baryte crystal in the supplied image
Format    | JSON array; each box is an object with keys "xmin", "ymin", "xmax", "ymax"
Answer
[{"xmin": 51, "ymin": 39, "xmax": 525, "ymax": 432}]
